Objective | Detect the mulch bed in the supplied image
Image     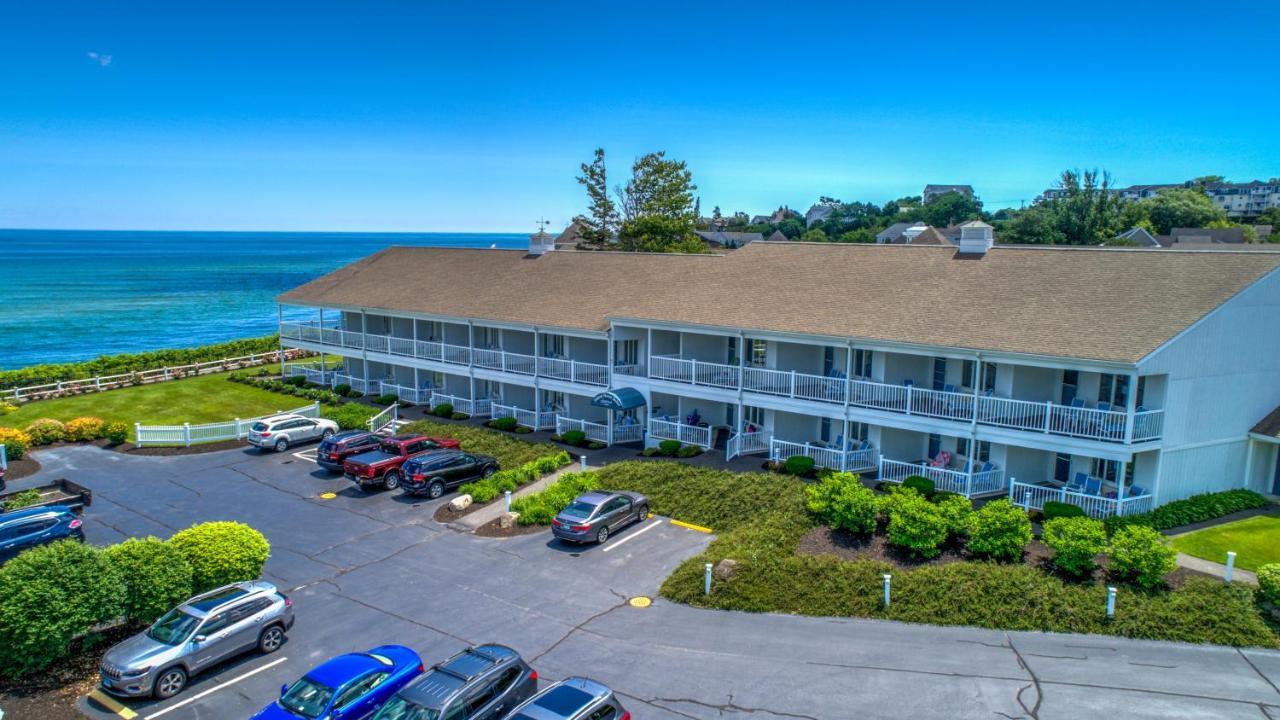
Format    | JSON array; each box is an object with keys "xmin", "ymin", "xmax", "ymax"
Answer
[
  {"xmin": 473, "ymin": 518, "xmax": 546, "ymax": 538},
  {"xmin": 114, "ymin": 438, "xmax": 250, "ymax": 456},
  {"xmin": 433, "ymin": 499, "xmax": 496, "ymax": 523},
  {"xmin": 3, "ymin": 456, "xmax": 41, "ymax": 482},
  {"xmin": 0, "ymin": 624, "xmax": 136, "ymax": 720}
]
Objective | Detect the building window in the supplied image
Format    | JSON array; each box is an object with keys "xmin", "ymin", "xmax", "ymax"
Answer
[
  {"xmin": 614, "ymin": 339, "xmax": 639, "ymax": 367},
  {"xmin": 932, "ymin": 358, "xmax": 947, "ymax": 391},
  {"xmin": 1054, "ymin": 452, "xmax": 1072, "ymax": 482},
  {"xmin": 742, "ymin": 405, "xmax": 764, "ymax": 431},
  {"xmin": 955, "ymin": 438, "xmax": 991, "ymax": 463},
  {"xmin": 747, "ymin": 338, "xmax": 767, "ymax": 366},
  {"xmin": 726, "ymin": 336, "xmax": 737, "ymax": 364},
  {"xmin": 823, "ymin": 347, "xmax": 836, "ymax": 375},
  {"xmin": 982, "ymin": 362, "xmax": 997, "ymax": 393},
  {"xmin": 820, "ymin": 417, "xmax": 831, "ymax": 442},
  {"xmin": 542, "ymin": 390, "xmax": 565, "ymax": 411},
  {"xmin": 853, "ymin": 349, "xmax": 872, "ymax": 378},
  {"xmin": 1098, "ymin": 374, "xmax": 1130, "ymax": 408},
  {"xmin": 849, "ymin": 421, "xmax": 869, "ymax": 443},
  {"xmin": 1061, "ymin": 370, "xmax": 1078, "ymax": 405},
  {"xmin": 543, "ymin": 334, "xmax": 565, "ymax": 358}
]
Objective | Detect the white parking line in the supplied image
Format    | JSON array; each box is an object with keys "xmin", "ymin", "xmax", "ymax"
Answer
[
  {"xmin": 601, "ymin": 518, "xmax": 664, "ymax": 553},
  {"xmin": 292, "ymin": 449, "xmax": 317, "ymax": 463},
  {"xmin": 143, "ymin": 656, "xmax": 288, "ymax": 719}
]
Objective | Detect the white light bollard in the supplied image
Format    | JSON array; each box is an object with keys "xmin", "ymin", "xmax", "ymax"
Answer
[
  {"xmin": 704, "ymin": 562, "xmax": 713, "ymax": 595},
  {"xmin": 580, "ymin": 454, "xmax": 588, "ymax": 472},
  {"xmin": 883, "ymin": 574, "xmax": 892, "ymax": 607},
  {"xmin": 504, "ymin": 490, "xmax": 512, "ymax": 513},
  {"xmin": 1225, "ymin": 551, "xmax": 1236, "ymax": 584},
  {"xmin": 1106, "ymin": 586, "xmax": 1117, "ymax": 619}
]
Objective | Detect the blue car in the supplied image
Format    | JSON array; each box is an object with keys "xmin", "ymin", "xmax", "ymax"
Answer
[
  {"xmin": 0, "ymin": 506, "xmax": 85, "ymax": 563},
  {"xmin": 252, "ymin": 645, "xmax": 424, "ymax": 720}
]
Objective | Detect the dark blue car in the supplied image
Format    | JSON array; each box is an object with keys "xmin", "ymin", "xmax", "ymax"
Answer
[
  {"xmin": 0, "ymin": 506, "xmax": 85, "ymax": 563},
  {"xmin": 252, "ymin": 645, "xmax": 424, "ymax": 720}
]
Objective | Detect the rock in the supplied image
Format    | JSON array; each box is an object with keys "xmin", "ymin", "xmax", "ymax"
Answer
[
  {"xmin": 449, "ymin": 494, "xmax": 473, "ymax": 512},
  {"xmin": 714, "ymin": 558, "xmax": 740, "ymax": 581},
  {"xmin": 499, "ymin": 512, "xmax": 520, "ymax": 529}
]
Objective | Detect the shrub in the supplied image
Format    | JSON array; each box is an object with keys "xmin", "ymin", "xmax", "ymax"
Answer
[
  {"xmin": 333, "ymin": 383, "xmax": 352, "ymax": 396},
  {"xmin": 782, "ymin": 455, "xmax": 816, "ymax": 476},
  {"xmin": 433, "ymin": 403, "xmax": 454, "ymax": 418},
  {"xmin": 285, "ymin": 375, "xmax": 308, "ymax": 387},
  {"xmin": 0, "ymin": 427, "xmax": 31, "ymax": 460},
  {"xmin": 1042, "ymin": 516, "xmax": 1107, "ymax": 576},
  {"xmin": 514, "ymin": 426, "xmax": 532, "ymax": 434},
  {"xmin": 1109, "ymin": 525, "xmax": 1176, "ymax": 589},
  {"xmin": 0, "ymin": 402, "xmax": 17, "ymax": 415},
  {"xmin": 1258, "ymin": 564, "xmax": 1280, "ymax": 606},
  {"xmin": 883, "ymin": 490, "xmax": 948, "ymax": 558},
  {"xmin": 375, "ymin": 393, "xmax": 399, "ymax": 406},
  {"xmin": 451, "ymin": 412, "xmax": 469, "ymax": 420},
  {"xmin": 103, "ymin": 537, "xmax": 194, "ymax": 624},
  {"xmin": 1105, "ymin": 489, "xmax": 1269, "ymax": 534},
  {"xmin": 2, "ymin": 488, "xmax": 42, "ymax": 511},
  {"xmin": 64, "ymin": 416, "xmax": 105, "ymax": 442},
  {"xmin": 168, "ymin": 522, "xmax": 270, "ymax": 593},
  {"xmin": 658, "ymin": 439, "xmax": 682, "ymax": 456},
  {"xmin": 806, "ymin": 472, "xmax": 878, "ymax": 534},
  {"xmin": 587, "ymin": 441, "xmax": 606, "ymax": 450},
  {"xmin": 345, "ymin": 387, "xmax": 365, "ymax": 398},
  {"xmin": 1043, "ymin": 500, "xmax": 1086, "ymax": 521},
  {"xmin": 968, "ymin": 499, "xmax": 1032, "ymax": 562},
  {"xmin": 641, "ymin": 447, "xmax": 661, "ymax": 457},
  {"xmin": 933, "ymin": 493, "xmax": 974, "ymax": 538},
  {"xmin": 677, "ymin": 445, "xmax": 702, "ymax": 458},
  {"xmin": 512, "ymin": 471, "xmax": 602, "ymax": 525},
  {"xmin": 457, "ymin": 451, "xmax": 571, "ymax": 506},
  {"xmin": 324, "ymin": 403, "xmax": 379, "ymax": 430},
  {"xmin": 400, "ymin": 418, "xmax": 563, "ymax": 469},
  {"xmin": 24, "ymin": 418, "xmax": 66, "ymax": 446},
  {"xmin": 562, "ymin": 430, "xmax": 587, "ymax": 447},
  {"xmin": 0, "ymin": 540, "xmax": 123, "ymax": 676},
  {"xmin": 902, "ymin": 475, "xmax": 935, "ymax": 497},
  {"xmin": 490, "ymin": 416, "xmax": 518, "ymax": 432},
  {"xmin": 103, "ymin": 421, "xmax": 129, "ymax": 444}
]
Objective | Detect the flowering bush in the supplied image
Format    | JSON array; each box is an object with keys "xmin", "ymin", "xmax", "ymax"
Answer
[
  {"xmin": 104, "ymin": 421, "xmax": 129, "ymax": 444},
  {"xmin": 0, "ymin": 427, "xmax": 32, "ymax": 459},
  {"xmin": 64, "ymin": 417, "xmax": 105, "ymax": 442},
  {"xmin": 24, "ymin": 418, "xmax": 66, "ymax": 446}
]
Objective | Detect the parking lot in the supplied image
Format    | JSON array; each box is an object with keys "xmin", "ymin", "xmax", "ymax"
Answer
[{"xmin": 14, "ymin": 444, "xmax": 1280, "ymax": 720}]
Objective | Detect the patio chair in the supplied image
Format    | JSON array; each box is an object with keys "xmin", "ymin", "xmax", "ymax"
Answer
[
  {"xmin": 1084, "ymin": 477, "xmax": 1102, "ymax": 495},
  {"xmin": 1069, "ymin": 398, "xmax": 1086, "ymax": 409},
  {"xmin": 1066, "ymin": 472, "xmax": 1088, "ymax": 493},
  {"xmin": 1128, "ymin": 486, "xmax": 1147, "ymax": 497},
  {"xmin": 978, "ymin": 461, "xmax": 995, "ymax": 474}
]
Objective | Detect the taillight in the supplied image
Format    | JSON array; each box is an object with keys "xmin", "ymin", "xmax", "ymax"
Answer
[
  {"xmin": 528, "ymin": 669, "xmax": 538, "ymax": 682},
  {"xmin": 365, "ymin": 467, "xmax": 376, "ymax": 477},
  {"xmin": 69, "ymin": 518, "xmax": 83, "ymax": 529},
  {"xmin": 619, "ymin": 713, "xmax": 630, "ymax": 720},
  {"xmin": 413, "ymin": 474, "xmax": 425, "ymax": 481},
  {"xmin": 260, "ymin": 431, "xmax": 272, "ymax": 438},
  {"xmin": 551, "ymin": 519, "xmax": 561, "ymax": 527},
  {"xmin": 571, "ymin": 524, "xmax": 590, "ymax": 532},
  {"xmin": 416, "ymin": 663, "xmax": 425, "ymax": 673},
  {"xmin": 284, "ymin": 597, "xmax": 293, "ymax": 608},
  {"xmin": 330, "ymin": 453, "xmax": 340, "ymax": 460}
]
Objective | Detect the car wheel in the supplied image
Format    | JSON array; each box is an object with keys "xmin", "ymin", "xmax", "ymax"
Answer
[
  {"xmin": 154, "ymin": 666, "xmax": 187, "ymax": 699},
  {"xmin": 321, "ymin": 428, "xmax": 335, "ymax": 440},
  {"xmin": 258, "ymin": 625, "xmax": 285, "ymax": 654},
  {"xmin": 596, "ymin": 526, "xmax": 609, "ymax": 544},
  {"xmin": 428, "ymin": 481, "xmax": 445, "ymax": 499},
  {"xmin": 636, "ymin": 504, "xmax": 649, "ymax": 522},
  {"xmin": 274, "ymin": 437, "xmax": 289, "ymax": 452},
  {"xmin": 481, "ymin": 466, "xmax": 496, "ymax": 479},
  {"xmin": 384, "ymin": 471, "xmax": 401, "ymax": 491}
]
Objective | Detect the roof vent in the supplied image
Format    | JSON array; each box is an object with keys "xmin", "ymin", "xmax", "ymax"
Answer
[
  {"xmin": 956, "ymin": 221, "xmax": 994, "ymax": 256},
  {"xmin": 527, "ymin": 229, "xmax": 555, "ymax": 256}
]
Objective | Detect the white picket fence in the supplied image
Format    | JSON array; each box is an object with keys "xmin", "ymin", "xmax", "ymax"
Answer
[
  {"xmin": 2, "ymin": 349, "xmax": 312, "ymax": 402},
  {"xmin": 135, "ymin": 402, "xmax": 321, "ymax": 447}
]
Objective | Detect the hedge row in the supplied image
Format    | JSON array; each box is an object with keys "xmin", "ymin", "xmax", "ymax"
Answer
[
  {"xmin": 510, "ymin": 471, "xmax": 602, "ymax": 525},
  {"xmin": 0, "ymin": 335, "xmax": 282, "ymax": 390},
  {"xmin": 0, "ymin": 521, "xmax": 270, "ymax": 677},
  {"xmin": 458, "ymin": 451, "xmax": 572, "ymax": 504},
  {"xmin": 1104, "ymin": 489, "xmax": 1270, "ymax": 534},
  {"xmin": 0, "ymin": 417, "xmax": 128, "ymax": 458}
]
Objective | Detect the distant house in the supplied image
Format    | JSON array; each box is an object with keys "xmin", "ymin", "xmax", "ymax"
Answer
[
  {"xmin": 890, "ymin": 227, "xmax": 949, "ymax": 245},
  {"xmin": 1115, "ymin": 225, "xmax": 1275, "ymax": 249},
  {"xmin": 805, "ymin": 204, "xmax": 836, "ymax": 227},
  {"xmin": 695, "ymin": 230, "xmax": 763, "ymax": 249},
  {"xmin": 1204, "ymin": 181, "xmax": 1280, "ymax": 219},
  {"xmin": 767, "ymin": 230, "xmax": 788, "ymax": 242},
  {"xmin": 554, "ymin": 219, "xmax": 587, "ymax": 249},
  {"xmin": 922, "ymin": 184, "xmax": 975, "ymax": 203},
  {"xmin": 1116, "ymin": 227, "xmax": 1161, "ymax": 247},
  {"xmin": 875, "ymin": 222, "xmax": 924, "ymax": 244}
]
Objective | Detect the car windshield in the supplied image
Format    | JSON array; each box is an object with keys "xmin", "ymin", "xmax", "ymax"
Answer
[
  {"xmin": 370, "ymin": 695, "xmax": 439, "ymax": 720},
  {"xmin": 560, "ymin": 501, "xmax": 598, "ymax": 520},
  {"xmin": 146, "ymin": 608, "xmax": 200, "ymax": 645},
  {"xmin": 279, "ymin": 677, "xmax": 337, "ymax": 719},
  {"xmin": 251, "ymin": 422, "xmax": 269, "ymax": 432}
]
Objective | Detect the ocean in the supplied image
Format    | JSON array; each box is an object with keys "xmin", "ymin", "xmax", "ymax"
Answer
[{"xmin": 0, "ymin": 229, "xmax": 528, "ymax": 369}]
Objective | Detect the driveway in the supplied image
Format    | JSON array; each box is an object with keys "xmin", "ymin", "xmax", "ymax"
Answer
[{"xmin": 13, "ymin": 445, "xmax": 1280, "ymax": 719}]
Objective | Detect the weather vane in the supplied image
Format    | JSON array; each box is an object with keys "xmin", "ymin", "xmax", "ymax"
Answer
[{"xmin": 536, "ymin": 217, "xmax": 550, "ymax": 233}]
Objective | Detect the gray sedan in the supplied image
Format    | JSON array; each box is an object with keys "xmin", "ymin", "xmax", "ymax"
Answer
[{"xmin": 550, "ymin": 491, "xmax": 649, "ymax": 544}]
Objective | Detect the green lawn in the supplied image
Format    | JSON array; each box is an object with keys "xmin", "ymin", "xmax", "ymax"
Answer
[
  {"xmin": 0, "ymin": 367, "xmax": 317, "ymax": 441},
  {"xmin": 1172, "ymin": 515, "xmax": 1280, "ymax": 571}
]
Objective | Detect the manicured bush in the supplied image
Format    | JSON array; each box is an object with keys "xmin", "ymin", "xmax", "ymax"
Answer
[
  {"xmin": 457, "ymin": 451, "xmax": 572, "ymax": 505},
  {"xmin": 324, "ymin": 403, "xmax": 379, "ymax": 430},
  {"xmin": 902, "ymin": 475, "xmax": 935, "ymax": 497},
  {"xmin": 375, "ymin": 393, "xmax": 399, "ymax": 406},
  {"xmin": 658, "ymin": 439, "xmax": 682, "ymax": 456},
  {"xmin": 2, "ymin": 488, "xmax": 42, "ymax": 511},
  {"xmin": 433, "ymin": 403, "xmax": 454, "ymax": 418},
  {"xmin": 103, "ymin": 537, "xmax": 194, "ymax": 624},
  {"xmin": 168, "ymin": 522, "xmax": 270, "ymax": 593},
  {"xmin": 806, "ymin": 472, "xmax": 878, "ymax": 534},
  {"xmin": 1105, "ymin": 489, "xmax": 1269, "ymax": 534},
  {"xmin": 1043, "ymin": 500, "xmax": 1086, "ymax": 520},
  {"xmin": 676, "ymin": 445, "xmax": 702, "ymax": 458},
  {"xmin": 1109, "ymin": 525, "xmax": 1176, "ymax": 589},
  {"xmin": 490, "ymin": 416, "xmax": 518, "ymax": 432},
  {"xmin": 967, "ymin": 499, "xmax": 1032, "ymax": 562},
  {"xmin": 883, "ymin": 489, "xmax": 948, "ymax": 558},
  {"xmin": 562, "ymin": 430, "xmax": 587, "ymax": 447},
  {"xmin": 1042, "ymin": 516, "xmax": 1107, "ymax": 576},
  {"xmin": 0, "ymin": 427, "xmax": 31, "ymax": 460},
  {"xmin": 587, "ymin": 441, "xmax": 606, "ymax": 450},
  {"xmin": 641, "ymin": 447, "xmax": 661, "ymax": 457},
  {"xmin": 333, "ymin": 383, "xmax": 352, "ymax": 396},
  {"xmin": 511, "ymin": 471, "xmax": 602, "ymax": 525},
  {"xmin": 1258, "ymin": 564, "xmax": 1280, "ymax": 605},
  {"xmin": 0, "ymin": 540, "xmax": 124, "ymax": 676},
  {"xmin": 64, "ymin": 416, "xmax": 105, "ymax": 442},
  {"xmin": 24, "ymin": 418, "xmax": 66, "ymax": 445},
  {"xmin": 784, "ymin": 455, "xmax": 816, "ymax": 476},
  {"xmin": 933, "ymin": 492, "xmax": 974, "ymax": 539},
  {"xmin": 285, "ymin": 375, "xmax": 308, "ymax": 387},
  {"xmin": 104, "ymin": 421, "xmax": 129, "ymax": 444},
  {"xmin": 344, "ymin": 387, "xmax": 365, "ymax": 398},
  {"xmin": 514, "ymin": 426, "xmax": 532, "ymax": 434}
]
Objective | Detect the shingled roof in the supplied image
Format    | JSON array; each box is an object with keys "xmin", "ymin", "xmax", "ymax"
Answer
[{"xmin": 278, "ymin": 242, "xmax": 1280, "ymax": 364}]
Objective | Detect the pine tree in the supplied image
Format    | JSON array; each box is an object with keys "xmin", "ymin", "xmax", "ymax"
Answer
[{"xmin": 574, "ymin": 148, "xmax": 618, "ymax": 247}]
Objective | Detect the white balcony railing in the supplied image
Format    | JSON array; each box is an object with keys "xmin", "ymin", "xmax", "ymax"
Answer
[
  {"xmin": 555, "ymin": 415, "xmax": 611, "ymax": 444},
  {"xmin": 771, "ymin": 438, "xmax": 879, "ymax": 472},
  {"xmin": 331, "ymin": 373, "xmax": 373, "ymax": 395},
  {"xmin": 473, "ymin": 348, "xmax": 536, "ymax": 375},
  {"xmin": 538, "ymin": 357, "xmax": 610, "ymax": 386},
  {"xmin": 1008, "ymin": 479, "xmax": 1155, "ymax": 519},
  {"xmin": 726, "ymin": 430, "xmax": 771, "ymax": 461},
  {"xmin": 611, "ymin": 422, "xmax": 645, "ymax": 444},
  {"xmin": 878, "ymin": 458, "xmax": 1006, "ymax": 497},
  {"xmin": 429, "ymin": 392, "xmax": 492, "ymax": 418},
  {"xmin": 288, "ymin": 363, "xmax": 339, "ymax": 385},
  {"xmin": 647, "ymin": 418, "xmax": 713, "ymax": 449},
  {"xmin": 650, "ymin": 355, "xmax": 739, "ymax": 390},
  {"xmin": 377, "ymin": 381, "xmax": 433, "ymax": 404},
  {"xmin": 492, "ymin": 403, "xmax": 556, "ymax": 430}
]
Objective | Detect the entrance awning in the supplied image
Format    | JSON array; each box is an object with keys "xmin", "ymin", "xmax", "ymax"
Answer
[{"xmin": 592, "ymin": 387, "xmax": 645, "ymax": 410}]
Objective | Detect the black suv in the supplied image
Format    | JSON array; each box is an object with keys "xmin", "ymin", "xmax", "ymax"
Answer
[
  {"xmin": 400, "ymin": 450, "xmax": 499, "ymax": 499},
  {"xmin": 370, "ymin": 643, "xmax": 537, "ymax": 720},
  {"xmin": 316, "ymin": 431, "xmax": 383, "ymax": 473}
]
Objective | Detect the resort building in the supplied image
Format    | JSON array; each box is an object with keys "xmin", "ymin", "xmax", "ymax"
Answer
[{"xmin": 276, "ymin": 229, "xmax": 1280, "ymax": 518}]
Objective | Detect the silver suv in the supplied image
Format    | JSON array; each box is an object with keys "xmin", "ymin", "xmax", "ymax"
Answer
[
  {"xmin": 99, "ymin": 581, "xmax": 295, "ymax": 699},
  {"xmin": 504, "ymin": 677, "xmax": 629, "ymax": 720},
  {"xmin": 248, "ymin": 413, "xmax": 339, "ymax": 452}
]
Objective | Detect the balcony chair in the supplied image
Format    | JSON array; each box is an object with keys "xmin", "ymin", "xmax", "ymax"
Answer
[
  {"xmin": 1066, "ymin": 472, "xmax": 1089, "ymax": 493},
  {"xmin": 1084, "ymin": 477, "xmax": 1103, "ymax": 495}
]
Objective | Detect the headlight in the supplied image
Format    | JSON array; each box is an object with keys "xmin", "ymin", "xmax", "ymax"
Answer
[{"xmin": 122, "ymin": 666, "xmax": 152, "ymax": 677}]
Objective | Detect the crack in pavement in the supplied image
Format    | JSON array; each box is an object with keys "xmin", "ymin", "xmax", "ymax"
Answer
[
  {"xmin": 1128, "ymin": 661, "xmax": 1177, "ymax": 669},
  {"xmin": 649, "ymin": 693, "xmax": 820, "ymax": 720},
  {"xmin": 1261, "ymin": 703, "xmax": 1278, "ymax": 720},
  {"xmin": 1239, "ymin": 649, "xmax": 1280, "ymax": 697},
  {"xmin": 221, "ymin": 463, "xmax": 397, "ymax": 525},
  {"xmin": 612, "ymin": 690, "xmax": 701, "ymax": 720},
  {"xmin": 331, "ymin": 588, "xmax": 475, "ymax": 645},
  {"xmin": 528, "ymin": 590, "xmax": 631, "ymax": 665},
  {"xmin": 1025, "ymin": 652, "xmax": 1088, "ymax": 661},
  {"xmin": 1005, "ymin": 635, "xmax": 1043, "ymax": 720},
  {"xmin": 92, "ymin": 493, "xmax": 180, "ymax": 533},
  {"xmin": 806, "ymin": 660, "xmax": 1028, "ymax": 684}
]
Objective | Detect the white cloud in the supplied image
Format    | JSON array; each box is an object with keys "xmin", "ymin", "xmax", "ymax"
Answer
[{"xmin": 87, "ymin": 52, "xmax": 112, "ymax": 67}]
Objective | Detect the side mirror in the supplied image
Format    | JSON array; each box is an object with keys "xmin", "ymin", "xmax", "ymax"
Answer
[
  {"xmin": 281, "ymin": 683, "xmax": 289, "ymax": 697},
  {"xmin": 192, "ymin": 634, "xmax": 207, "ymax": 644}
]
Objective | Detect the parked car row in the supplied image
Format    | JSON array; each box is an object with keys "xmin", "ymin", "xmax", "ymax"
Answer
[
  {"xmin": 100, "ymin": 582, "xmax": 628, "ymax": 720},
  {"xmin": 316, "ymin": 430, "xmax": 501, "ymax": 499}
]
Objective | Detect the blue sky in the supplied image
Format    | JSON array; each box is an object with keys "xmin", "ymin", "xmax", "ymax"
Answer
[{"xmin": 2, "ymin": 1, "xmax": 1277, "ymax": 232}]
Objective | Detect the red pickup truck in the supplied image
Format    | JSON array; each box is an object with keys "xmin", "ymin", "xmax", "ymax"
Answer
[{"xmin": 342, "ymin": 434, "xmax": 461, "ymax": 490}]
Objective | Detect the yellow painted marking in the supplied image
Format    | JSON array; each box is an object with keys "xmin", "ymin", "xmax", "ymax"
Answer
[
  {"xmin": 629, "ymin": 596, "xmax": 652, "ymax": 608},
  {"xmin": 319, "ymin": 492, "xmax": 337, "ymax": 499},
  {"xmin": 669, "ymin": 518, "xmax": 712, "ymax": 534},
  {"xmin": 88, "ymin": 689, "xmax": 138, "ymax": 719}
]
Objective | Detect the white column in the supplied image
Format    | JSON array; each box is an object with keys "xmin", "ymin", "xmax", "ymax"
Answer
[
  {"xmin": 1244, "ymin": 439, "xmax": 1257, "ymax": 493},
  {"xmin": 1117, "ymin": 459, "xmax": 1129, "ymax": 510},
  {"xmin": 1124, "ymin": 372, "xmax": 1139, "ymax": 443}
]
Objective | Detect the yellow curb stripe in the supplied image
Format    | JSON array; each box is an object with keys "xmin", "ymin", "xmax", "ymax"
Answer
[
  {"xmin": 669, "ymin": 518, "xmax": 712, "ymax": 534},
  {"xmin": 88, "ymin": 689, "xmax": 138, "ymax": 719}
]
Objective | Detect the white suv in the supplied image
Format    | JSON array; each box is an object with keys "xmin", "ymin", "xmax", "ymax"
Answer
[{"xmin": 247, "ymin": 413, "xmax": 338, "ymax": 452}]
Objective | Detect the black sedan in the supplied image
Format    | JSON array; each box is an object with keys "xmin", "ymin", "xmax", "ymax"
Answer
[
  {"xmin": 399, "ymin": 449, "xmax": 499, "ymax": 499},
  {"xmin": 551, "ymin": 491, "xmax": 649, "ymax": 544}
]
